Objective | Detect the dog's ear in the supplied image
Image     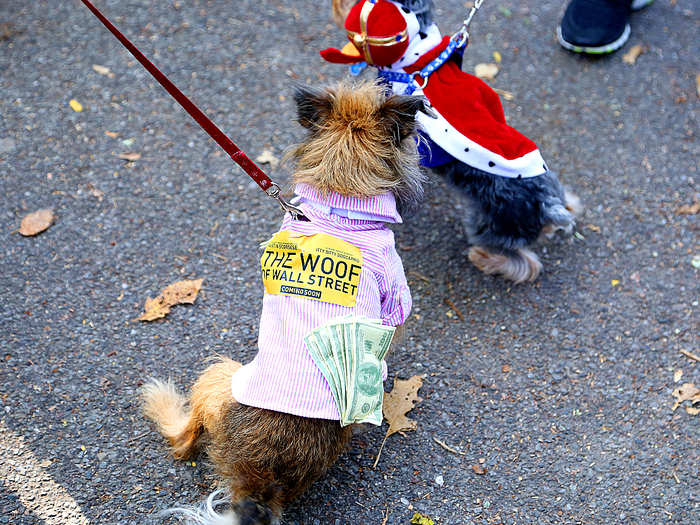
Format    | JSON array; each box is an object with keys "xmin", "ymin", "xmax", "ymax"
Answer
[
  {"xmin": 331, "ymin": 0, "xmax": 356, "ymax": 28},
  {"xmin": 294, "ymin": 85, "xmax": 334, "ymax": 129},
  {"xmin": 379, "ymin": 95, "xmax": 426, "ymax": 144}
]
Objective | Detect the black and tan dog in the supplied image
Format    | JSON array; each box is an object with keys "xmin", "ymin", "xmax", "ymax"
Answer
[
  {"xmin": 141, "ymin": 81, "xmax": 425, "ymax": 525},
  {"xmin": 330, "ymin": 0, "xmax": 582, "ymax": 283}
]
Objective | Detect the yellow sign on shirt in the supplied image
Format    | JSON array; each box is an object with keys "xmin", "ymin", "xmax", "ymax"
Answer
[{"xmin": 260, "ymin": 230, "xmax": 363, "ymax": 307}]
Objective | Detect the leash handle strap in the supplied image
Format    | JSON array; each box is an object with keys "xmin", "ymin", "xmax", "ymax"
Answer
[{"xmin": 79, "ymin": 0, "xmax": 273, "ymax": 191}]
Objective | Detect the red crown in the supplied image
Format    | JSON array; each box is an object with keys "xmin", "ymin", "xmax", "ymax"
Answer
[{"xmin": 321, "ymin": 0, "xmax": 410, "ymax": 66}]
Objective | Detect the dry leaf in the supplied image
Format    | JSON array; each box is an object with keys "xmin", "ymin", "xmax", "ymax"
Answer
[
  {"xmin": 116, "ymin": 152, "xmax": 141, "ymax": 161},
  {"xmin": 671, "ymin": 382, "xmax": 700, "ymax": 412},
  {"xmin": 502, "ymin": 364, "xmax": 511, "ymax": 373},
  {"xmin": 256, "ymin": 149, "xmax": 279, "ymax": 168},
  {"xmin": 471, "ymin": 464, "xmax": 487, "ymax": 475},
  {"xmin": 374, "ymin": 375, "xmax": 424, "ymax": 468},
  {"xmin": 492, "ymin": 51, "xmax": 502, "ymax": 63},
  {"xmin": 383, "ymin": 375, "xmax": 424, "ymax": 437},
  {"xmin": 474, "ymin": 63, "xmax": 499, "ymax": 81},
  {"xmin": 493, "ymin": 87, "xmax": 514, "ymax": 101},
  {"xmin": 19, "ymin": 209, "xmax": 54, "ymax": 236},
  {"xmin": 69, "ymin": 99, "xmax": 83, "ymax": 112},
  {"xmin": 675, "ymin": 194, "xmax": 699, "ymax": 215},
  {"xmin": 137, "ymin": 279, "xmax": 203, "ymax": 322},
  {"xmin": 674, "ymin": 369, "xmax": 683, "ymax": 383},
  {"xmin": 105, "ymin": 131, "xmax": 119, "ymax": 138},
  {"xmin": 622, "ymin": 44, "xmax": 644, "ymax": 65},
  {"xmin": 92, "ymin": 64, "xmax": 111, "ymax": 76},
  {"xmin": 160, "ymin": 279, "xmax": 203, "ymax": 305},
  {"xmin": 411, "ymin": 512, "xmax": 435, "ymax": 525},
  {"xmin": 138, "ymin": 296, "xmax": 171, "ymax": 322}
]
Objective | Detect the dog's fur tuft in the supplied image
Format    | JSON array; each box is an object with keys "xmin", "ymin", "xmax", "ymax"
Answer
[
  {"xmin": 288, "ymin": 81, "xmax": 426, "ymax": 214},
  {"xmin": 158, "ymin": 488, "xmax": 240, "ymax": 525},
  {"xmin": 468, "ymin": 246, "xmax": 543, "ymax": 284}
]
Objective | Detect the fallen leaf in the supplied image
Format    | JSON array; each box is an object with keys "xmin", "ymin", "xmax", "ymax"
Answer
[
  {"xmin": 105, "ymin": 131, "xmax": 119, "ymax": 138},
  {"xmin": 622, "ymin": 44, "xmax": 644, "ymax": 65},
  {"xmin": 92, "ymin": 64, "xmax": 111, "ymax": 76},
  {"xmin": 611, "ymin": 279, "xmax": 620, "ymax": 287},
  {"xmin": 374, "ymin": 375, "xmax": 424, "ymax": 468},
  {"xmin": 411, "ymin": 512, "xmax": 435, "ymax": 525},
  {"xmin": 0, "ymin": 22, "xmax": 24, "ymax": 41},
  {"xmin": 472, "ymin": 464, "xmax": 487, "ymax": 475},
  {"xmin": 137, "ymin": 279, "xmax": 203, "ymax": 322},
  {"xmin": 116, "ymin": 152, "xmax": 141, "ymax": 161},
  {"xmin": 138, "ymin": 296, "xmax": 171, "ymax": 322},
  {"xmin": 673, "ymin": 369, "xmax": 683, "ymax": 383},
  {"xmin": 675, "ymin": 194, "xmax": 699, "ymax": 215},
  {"xmin": 383, "ymin": 375, "xmax": 424, "ymax": 437},
  {"xmin": 256, "ymin": 149, "xmax": 279, "ymax": 168},
  {"xmin": 492, "ymin": 51, "xmax": 502, "ymax": 63},
  {"xmin": 19, "ymin": 209, "xmax": 54, "ymax": 236},
  {"xmin": 671, "ymin": 382, "xmax": 700, "ymax": 412},
  {"xmin": 502, "ymin": 364, "xmax": 511, "ymax": 373},
  {"xmin": 69, "ymin": 99, "xmax": 83, "ymax": 112},
  {"xmin": 86, "ymin": 183, "xmax": 104, "ymax": 201},
  {"xmin": 160, "ymin": 279, "xmax": 203, "ymax": 305},
  {"xmin": 493, "ymin": 87, "xmax": 514, "ymax": 101},
  {"xmin": 474, "ymin": 63, "xmax": 499, "ymax": 81}
]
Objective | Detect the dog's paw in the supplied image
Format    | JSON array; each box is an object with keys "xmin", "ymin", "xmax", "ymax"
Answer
[
  {"xmin": 469, "ymin": 246, "xmax": 542, "ymax": 284},
  {"xmin": 564, "ymin": 190, "xmax": 583, "ymax": 217}
]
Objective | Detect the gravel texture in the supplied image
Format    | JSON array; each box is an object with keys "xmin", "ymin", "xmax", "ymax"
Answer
[{"xmin": 0, "ymin": 1, "xmax": 697, "ymax": 524}]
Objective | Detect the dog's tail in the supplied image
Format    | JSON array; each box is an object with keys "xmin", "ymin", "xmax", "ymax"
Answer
[
  {"xmin": 141, "ymin": 379, "xmax": 201, "ymax": 459},
  {"xmin": 158, "ymin": 489, "xmax": 279, "ymax": 525}
]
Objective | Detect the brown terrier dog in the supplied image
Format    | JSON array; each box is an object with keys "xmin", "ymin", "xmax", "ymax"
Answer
[{"xmin": 141, "ymin": 81, "xmax": 425, "ymax": 525}]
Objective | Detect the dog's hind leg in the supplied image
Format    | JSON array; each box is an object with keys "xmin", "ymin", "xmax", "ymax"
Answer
[
  {"xmin": 468, "ymin": 245, "xmax": 542, "ymax": 283},
  {"xmin": 189, "ymin": 357, "xmax": 242, "ymax": 436},
  {"xmin": 141, "ymin": 357, "xmax": 241, "ymax": 460}
]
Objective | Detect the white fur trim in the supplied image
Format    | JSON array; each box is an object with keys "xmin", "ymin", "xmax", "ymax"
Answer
[{"xmin": 158, "ymin": 489, "xmax": 239, "ymax": 525}]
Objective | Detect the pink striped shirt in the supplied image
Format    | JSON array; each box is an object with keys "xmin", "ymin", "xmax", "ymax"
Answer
[{"xmin": 231, "ymin": 183, "xmax": 412, "ymax": 420}]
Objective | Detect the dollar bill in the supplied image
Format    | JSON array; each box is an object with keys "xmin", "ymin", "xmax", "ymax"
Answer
[
  {"xmin": 357, "ymin": 320, "xmax": 395, "ymax": 361},
  {"xmin": 346, "ymin": 333, "xmax": 384, "ymax": 425},
  {"xmin": 304, "ymin": 332, "xmax": 342, "ymax": 414},
  {"xmin": 304, "ymin": 315, "xmax": 395, "ymax": 426}
]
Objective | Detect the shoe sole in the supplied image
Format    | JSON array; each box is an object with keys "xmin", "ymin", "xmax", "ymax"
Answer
[
  {"xmin": 557, "ymin": 23, "xmax": 631, "ymax": 54},
  {"xmin": 631, "ymin": 0, "xmax": 654, "ymax": 10}
]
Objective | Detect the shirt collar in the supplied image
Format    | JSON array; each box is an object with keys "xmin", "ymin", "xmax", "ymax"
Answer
[{"xmin": 294, "ymin": 183, "xmax": 402, "ymax": 224}]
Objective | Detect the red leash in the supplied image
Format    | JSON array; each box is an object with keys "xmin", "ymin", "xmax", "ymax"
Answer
[{"xmin": 79, "ymin": 0, "xmax": 307, "ymax": 220}]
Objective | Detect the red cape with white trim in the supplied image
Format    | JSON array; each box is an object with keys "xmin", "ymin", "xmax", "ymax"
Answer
[{"xmin": 406, "ymin": 37, "xmax": 547, "ymax": 178}]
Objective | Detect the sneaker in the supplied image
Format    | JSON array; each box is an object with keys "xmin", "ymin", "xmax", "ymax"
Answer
[{"xmin": 557, "ymin": 0, "xmax": 652, "ymax": 54}]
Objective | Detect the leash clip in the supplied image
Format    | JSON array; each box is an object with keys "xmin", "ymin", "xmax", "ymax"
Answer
[
  {"xmin": 452, "ymin": 0, "xmax": 486, "ymax": 48},
  {"xmin": 266, "ymin": 184, "xmax": 310, "ymax": 221}
]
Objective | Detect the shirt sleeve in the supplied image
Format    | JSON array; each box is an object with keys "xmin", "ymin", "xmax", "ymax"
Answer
[{"xmin": 379, "ymin": 242, "xmax": 412, "ymax": 327}]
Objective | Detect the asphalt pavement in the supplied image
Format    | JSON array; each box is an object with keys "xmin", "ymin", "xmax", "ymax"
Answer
[{"xmin": 1, "ymin": 0, "xmax": 698, "ymax": 523}]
